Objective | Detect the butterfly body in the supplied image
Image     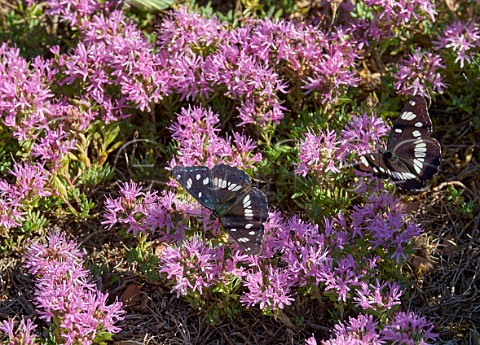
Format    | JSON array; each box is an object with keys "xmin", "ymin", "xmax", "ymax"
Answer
[
  {"xmin": 354, "ymin": 95, "xmax": 441, "ymax": 190},
  {"xmin": 172, "ymin": 164, "xmax": 268, "ymax": 254}
]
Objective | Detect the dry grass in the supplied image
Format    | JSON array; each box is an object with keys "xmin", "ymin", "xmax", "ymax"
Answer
[{"xmin": 407, "ymin": 109, "xmax": 480, "ymax": 344}]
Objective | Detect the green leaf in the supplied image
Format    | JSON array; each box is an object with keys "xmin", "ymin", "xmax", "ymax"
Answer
[
  {"xmin": 127, "ymin": 0, "xmax": 176, "ymax": 11},
  {"xmin": 93, "ymin": 331, "xmax": 114, "ymax": 345}
]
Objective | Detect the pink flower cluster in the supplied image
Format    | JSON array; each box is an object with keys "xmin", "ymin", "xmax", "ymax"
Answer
[
  {"xmin": 434, "ymin": 21, "xmax": 480, "ymax": 68},
  {"xmin": 158, "ymin": 8, "xmax": 358, "ymax": 124},
  {"xmin": 394, "ymin": 48, "xmax": 446, "ymax": 97},
  {"xmin": 348, "ymin": 0, "xmax": 436, "ymax": 47},
  {"xmin": 295, "ymin": 129, "xmax": 340, "ymax": 176},
  {"xmin": 295, "ymin": 113, "xmax": 389, "ymax": 177},
  {"xmin": 105, "ymin": 180, "xmax": 426, "ymax": 318},
  {"xmin": 22, "ymin": 232, "xmax": 125, "ymax": 344},
  {"xmin": 319, "ymin": 312, "xmax": 437, "ymax": 344},
  {"xmin": 0, "ymin": 0, "xmax": 455, "ymax": 341},
  {"xmin": 27, "ymin": 7, "xmax": 360, "ymax": 128},
  {"xmin": 169, "ymin": 105, "xmax": 262, "ymax": 169},
  {"xmin": 0, "ymin": 318, "xmax": 38, "ymax": 345},
  {"xmin": 0, "ymin": 162, "xmax": 50, "ymax": 230}
]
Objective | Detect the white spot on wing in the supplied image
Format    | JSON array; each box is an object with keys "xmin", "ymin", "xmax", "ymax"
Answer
[
  {"xmin": 401, "ymin": 111, "xmax": 416, "ymax": 120},
  {"xmin": 238, "ymin": 237, "xmax": 249, "ymax": 243},
  {"xmin": 413, "ymin": 159, "xmax": 422, "ymax": 174},
  {"xmin": 415, "ymin": 151, "xmax": 426, "ymax": 158},
  {"xmin": 395, "ymin": 128, "xmax": 402, "ymax": 133},
  {"xmin": 198, "ymin": 192, "xmax": 202, "ymax": 198},
  {"xmin": 231, "ymin": 185, "xmax": 242, "ymax": 191},
  {"xmin": 415, "ymin": 147, "xmax": 427, "ymax": 153},
  {"xmin": 203, "ymin": 177, "xmax": 209, "ymax": 185},
  {"xmin": 196, "ymin": 174, "xmax": 201, "ymax": 180},
  {"xmin": 412, "ymin": 130, "xmax": 421, "ymax": 137},
  {"xmin": 414, "ymin": 122, "xmax": 423, "ymax": 127},
  {"xmin": 186, "ymin": 178, "xmax": 192, "ymax": 189},
  {"xmin": 228, "ymin": 183, "xmax": 237, "ymax": 190},
  {"xmin": 245, "ymin": 224, "xmax": 253, "ymax": 229},
  {"xmin": 243, "ymin": 195, "xmax": 251, "ymax": 208},
  {"xmin": 404, "ymin": 172, "xmax": 416, "ymax": 179},
  {"xmin": 360, "ymin": 156, "xmax": 369, "ymax": 166}
]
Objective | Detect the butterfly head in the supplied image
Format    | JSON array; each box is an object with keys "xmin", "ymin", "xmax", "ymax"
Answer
[
  {"xmin": 209, "ymin": 204, "xmax": 229, "ymax": 220},
  {"xmin": 380, "ymin": 149, "xmax": 395, "ymax": 161}
]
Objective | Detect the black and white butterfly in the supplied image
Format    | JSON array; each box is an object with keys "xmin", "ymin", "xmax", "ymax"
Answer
[
  {"xmin": 172, "ymin": 164, "xmax": 268, "ymax": 255},
  {"xmin": 353, "ymin": 95, "xmax": 441, "ymax": 190}
]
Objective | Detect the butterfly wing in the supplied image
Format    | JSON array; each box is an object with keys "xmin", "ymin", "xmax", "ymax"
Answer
[
  {"xmin": 172, "ymin": 166, "xmax": 216, "ymax": 210},
  {"xmin": 389, "ymin": 96, "xmax": 441, "ymax": 190},
  {"xmin": 353, "ymin": 95, "xmax": 441, "ymax": 191},
  {"xmin": 221, "ymin": 187, "xmax": 269, "ymax": 255},
  {"xmin": 211, "ymin": 164, "xmax": 252, "ymax": 210},
  {"xmin": 353, "ymin": 153, "xmax": 390, "ymax": 179},
  {"xmin": 174, "ymin": 164, "xmax": 269, "ymax": 254},
  {"xmin": 387, "ymin": 95, "xmax": 433, "ymax": 150},
  {"xmin": 355, "ymin": 152, "xmax": 422, "ymax": 189},
  {"xmin": 391, "ymin": 137, "xmax": 441, "ymax": 190}
]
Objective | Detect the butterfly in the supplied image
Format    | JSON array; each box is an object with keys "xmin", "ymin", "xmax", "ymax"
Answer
[
  {"xmin": 353, "ymin": 95, "xmax": 441, "ymax": 190},
  {"xmin": 172, "ymin": 164, "xmax": 268, "ymax": 255}
]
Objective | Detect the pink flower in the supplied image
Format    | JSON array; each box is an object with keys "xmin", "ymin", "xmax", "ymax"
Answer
[
  {"xmin": 295, "ymin": 129, "xmax": 341, "ymax": 176},
  {"xmin": 159, "ymin": 236, "xmax": 225, "ymax": 297},
  {"xmin": 323, "ymin": 314, "xmax": 381, "ymax": 345},
  {"xmin": 168, "ymin": 105, "xmax": 261, "ymax": 169},
  {"xmin": 31, "ymin": 126, "xmax": 76, "ymax": 171},
  {"xmin": 380, "ymin": 312, "xmax": 438, "ymax": 344},
  {"xmin": 434, "ymin": 21, "xmax": 480, "ymax": 68},
  {"xmin": 23, "ymin": 231, "xmax": 125, "ymax": 344},
  {"xmin": 394, "ymin": 48, "xmax": 446, "ymax": 97},
  {"xmin": 0, "ymin": 318, "xmax": 38, "ymax": 345}
]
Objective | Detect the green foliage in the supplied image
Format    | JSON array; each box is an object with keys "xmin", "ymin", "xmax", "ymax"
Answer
[
  {"xmin": 76, "ymin": 162, "xmax": 115, "ymax": 188},
  {"xmin": 187, "ymin": 274, "xmax": 246, "ymax": 324},
  {"xmin": 125, "ymin": 236, "xmax": 161, "ymax": 281},
  {"xmin": 301, "ymin": 175, "xmax": 353, "ymax": 220},
  {"xmin": 20, "ymin": 211, "xmax": 48, "ymax": 236},
  {"xmin": 67, "ymin": 188, "xmax": 96, "ymax": 219},
  {"xmin": 447, "ymin": 185, "xmax": 475, "ymax": 219},
  {"xmin": 0, "ymin": 2, "xmax": 62, "ymax": 58},
  {"xmin": 80, "ymin": 121, "xmax": 123, "ymax": 167},
  {"xmin": 191, "ymin": 0, "xmax": 295, "ymax": 22},
  {"xmin": 0, "ymin": 128, "xmax": 17, "ymax": 174},
  {"xmin": 127, "ymin": 0, "xmax": 176, "ymax": 11},
  {"xmin": 92, "ymin": 331, "xmax": 116, "ymax": 345}
]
